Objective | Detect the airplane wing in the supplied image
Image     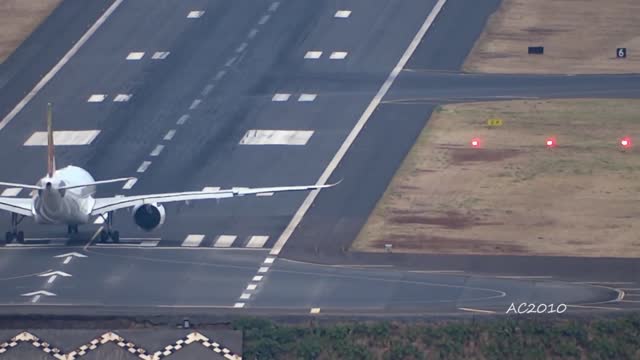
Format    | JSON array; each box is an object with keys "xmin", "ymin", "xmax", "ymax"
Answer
[
  {"xmin": 90, "ymin": 182, "xmax": 339, "ymax": 215},
  {"xmin": 0, "ymin": 197, "xmax": 33, "ymax": 216}
]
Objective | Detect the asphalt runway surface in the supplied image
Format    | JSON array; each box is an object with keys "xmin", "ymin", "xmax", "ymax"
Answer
[{"xmin": 0, "ymin": 0, "xmax": 638, "ymax": 318}]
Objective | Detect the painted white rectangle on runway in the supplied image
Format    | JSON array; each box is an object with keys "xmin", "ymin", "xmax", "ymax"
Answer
[
  {"xmin": 304, "ymin": 51, "xmax": 322, "ymax": 59},
  {"xmin": 150, "ymin": 145, "xmax": 164, "ymax": 157},
  {"xmin": 1, "ymin": 188, "xmax": 21, "ymax": 197},
  {"xmin": 126, "ymin": 52, "xmax": 144, "ymax": 60},
  {"xmin": 164, "ymin": 129, "xmax": 176, "ymax": 140},
  {"xmin": 187, "ymin": 10, "xmax": 205, "ymax": 18},
  {"xmin": 87, "ymin": 94, "xmax": 106, "ymax": 102},
  {"xmin": 298, "ymin": 94, "xmax": 317, "ymax": 102},
  {"xmin": 182, "ymin": 234, "xmax": 204, "ymax": 247},
  {"xmin": 213, "ymin": 235, "xmax": 237, "ymax": 247},
  {"xmin": 334, "ymin": 10, "xmax": 351, "ymax": 18},
  {"xmin": 152, "ymin": 51, "xmax": 170, "ymax": 59},
  {"xmin": 122, "ymin": 178, "xmax": 137, "ymax": 190},
  {"xmin": 137, "ymin": 161, "xmax": 151, "ymax": 173},
  {"xmin": 330, "ymin": 51, "xmax": 348, "ymax": 59},
  {"xmin": 113, "ymin": 94, "xmax": 132, "ymax": 102},
  {"xmin": 24, "ymin": 130, "xmax": 100, "ymax": 146},
  {"xmin": 246, "ymin": 235, "xmax": 269, "ymax": 248},
  {"xmin": 239, "ymin": 130, "xmax": 313, "ymax": 145},
  {"xmin": 272, "ymin": 93, "xmax": 290, "ymax": 102}
]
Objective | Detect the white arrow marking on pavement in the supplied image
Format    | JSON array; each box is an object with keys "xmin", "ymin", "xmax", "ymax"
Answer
[
  {"xmin": 54, "ymin": 252, "xmax": 87, "ymax": 258},
  {"xmin": 38, "ymin": 271, "xmax": 72, "ymax": 277},
  {"xmin": 54, "ymin": 252, "xmax": 87, "ymax": 264},
  {"xmin": 21, "ymin": 290, "xmax": 55, "ymax": 297}
]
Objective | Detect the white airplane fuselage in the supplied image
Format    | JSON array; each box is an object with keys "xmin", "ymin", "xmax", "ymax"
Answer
[{"xmin": 32, "ymin": 165, "xmax": 96, "ymax": 225}]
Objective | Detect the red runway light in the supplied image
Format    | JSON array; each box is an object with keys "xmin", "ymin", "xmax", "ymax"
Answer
[
  {"xmin": 621, "ymin": 137, "xmax": 632, "ymax": 148},
  {"xmin": 471, "ymin": 138, "xmax": 481, "ymax": 148},
  {"xmin": 546, "ymin": 137, "xmax": 556, "ymax": 148}
]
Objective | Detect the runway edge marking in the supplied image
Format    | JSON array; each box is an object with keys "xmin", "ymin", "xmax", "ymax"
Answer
[
  {"xmin": 0, "ymin": 0, "xmax": 126, "ymax": 131},
  {"xmin": 270, "ymin": 0, "xmax": 449, "ymax": 256}
]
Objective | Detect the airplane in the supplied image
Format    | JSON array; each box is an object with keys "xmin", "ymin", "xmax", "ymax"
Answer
[{"xmin": 0, "ymin": 103, "xmax": 337, "ymax": 244}]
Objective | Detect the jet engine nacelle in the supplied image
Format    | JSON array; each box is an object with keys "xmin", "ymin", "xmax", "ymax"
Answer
[{"xmin": 132, "ymin": 203, "xmax": 166, "ymax": 231}]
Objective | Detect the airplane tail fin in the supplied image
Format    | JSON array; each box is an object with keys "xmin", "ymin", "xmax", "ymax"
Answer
[{"xmin": 47, "ymin": 103, "xmax": 56, "ymax": 178}]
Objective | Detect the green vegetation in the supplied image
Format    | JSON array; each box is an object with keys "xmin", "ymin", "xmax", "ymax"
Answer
[{"xmin": 234, "ymin": 315, "xmax": 640, "ymax": 359}]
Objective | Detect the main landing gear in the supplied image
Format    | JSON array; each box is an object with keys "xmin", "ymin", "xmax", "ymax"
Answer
[
  {"xmin": 98, "ymin": 211, "xmax": 119, "ymax": 243},
  {"xmin": 5, "ymin": 213, "xmax": 25, "ymax": 244}
]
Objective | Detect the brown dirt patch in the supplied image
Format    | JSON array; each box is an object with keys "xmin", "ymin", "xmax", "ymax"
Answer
[
  {"xmin": 463, "ymin": 0, "xmax": 640, "ymax": 74},
  {"xmin": 0, "ymin": 0, "xmax": 62, "ymax": 63},
  {"xmin": 353, "ymin": 99, "xmax": 640, "ymax": 257}
]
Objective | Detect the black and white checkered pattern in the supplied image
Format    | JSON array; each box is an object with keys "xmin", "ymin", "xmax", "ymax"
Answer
[
  {"xmin": 0, "ymin": 331, "xmax": 241, "ymax": 359},
  {"xmin": 0, "ymin": 332, "xmax": 64, "ymax": 358}
]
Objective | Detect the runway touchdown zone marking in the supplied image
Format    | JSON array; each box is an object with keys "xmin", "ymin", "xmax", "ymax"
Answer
[
  {"xmin": 126, "ymin": 52, "xmax": 144, "ymax": 60},
  {"xmin": 24, "ymin": 131, "xmax": 101, "ymax": 146},
  {"xmin": 239, "ymin": 130, "xmax": 314, "ymax": 145},
  {"xmin": 334, "ymin": 10, "xmax": 351, "ymax": 18},
  {"xmin": 1, "ymin": 188, "xmax": 21, "ymax": 197}
]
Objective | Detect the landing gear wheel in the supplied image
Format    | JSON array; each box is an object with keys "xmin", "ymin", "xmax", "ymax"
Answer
[
  {"xmin": 5, "ymin": 232, "xmax": 12, "ymax": 244},
  {"xmin": 16, "ymin": 231, "xmax": 24, "ymax": 244},
  {"xmin": 111, "ymin": 231, "xmax": 119, "ymax": 243},
  {"xmin": 100, "ymin": 230, "xmax": 109, "ymax": 243}
]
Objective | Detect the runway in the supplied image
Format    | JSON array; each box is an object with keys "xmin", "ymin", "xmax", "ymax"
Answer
[{"xmin": 0, "ymin": 0, "xmax": 638, "ymax": 317}]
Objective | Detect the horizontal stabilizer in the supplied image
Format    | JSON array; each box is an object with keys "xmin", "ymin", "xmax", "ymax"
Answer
[
  {"xmin": 58, "ymin": 177, "xmax": 136, "ymax": 191},
  {"xmin": 0, "ymin": 181, "xmax": 41, "ymax": 190}
]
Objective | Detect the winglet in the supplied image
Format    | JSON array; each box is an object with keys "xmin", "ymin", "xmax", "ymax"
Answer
[{"xmin": 46, "ymin": 103, "xmax": 55, "ymax": 177}]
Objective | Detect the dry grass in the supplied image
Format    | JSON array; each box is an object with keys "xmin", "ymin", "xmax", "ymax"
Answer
[
  {"xmin": 0, "ymin": 0, "xmax": 62, "ymax": 63},
  {"xmin": 464, "ymin": 0, "xmax": 640, "ymax": 74},
  {"xmin": 354, "ymin": 99, "xmax": 640, "ymax": 257}
]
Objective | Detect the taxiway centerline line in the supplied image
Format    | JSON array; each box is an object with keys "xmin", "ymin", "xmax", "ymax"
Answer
[
  {"xmin": 0, "ymin": 0, "xmax": 125, "ymax": 131},
  {"xmin": 270, "ymin": 0, "xmax": 449, "ymax": 256}
]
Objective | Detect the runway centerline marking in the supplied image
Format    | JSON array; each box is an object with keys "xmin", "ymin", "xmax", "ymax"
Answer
[
  {"xmin": 136, "ymin": 161, "xmax": 151, "ymax": 173},
  {"xmin": 150, "ymin": 145, "xmax": 164, "ymax": 157},
  {"xmin": 272, "ymin": 93, "xmax": 291, "ymax": 102},
  {"xmin": 270, "ymin": 0, "xmax": 449, "ymax": 256},
  {"xmin": 459, "ymin": 307, "xmax": 496, "ymax": 314},
  {"xmin": 164, "ymin": 129, "xmax": 176, "ymax": 140},
  {"xmin": 298, "ymin": 94, "xmax": 317, "ymax": 102},
  {"xmin": 189, "ymin": 99, "xmax": 202, "ymax": 110},
  {"xmin": 0, "ymin": 0, "xmax": 125, "ymax": 131}
]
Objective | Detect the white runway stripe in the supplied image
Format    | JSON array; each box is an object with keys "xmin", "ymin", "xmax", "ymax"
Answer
[
  {"xmin": 136, "ymin": 161, "xmax": 151, "ymax": 173},
  {"xmin": 122, "ymin": 178, "xmax": 137, "ymax": 189},
  {"xmin": 298, "ymin": 94, "xmax": 317, "ymax": 102},
  {"xmin": 334, "ymin": 10, "xmax": 351, "ymax": 18},
  {"xmin": 1, "ymin": 188, "xmax": 21, "ymax": 197},
  {"xmin": 329, "ymin": 51, "xmax": 348, "ymax": 59},
  {"xmin": 239, "ymin": 130, "xmax": 314, "ymax": 145},
  {"xmin": 152, "ymin": 51, "xmax": 170, "ymax": 59},
  {"xmin": 150, "ymin": 145, "xmax": 164, "ymax": 157},
  {"xmin": 164, "ymin": 129, "xmax": 176, "ymax": 140},
  {"xmin": 213, "ymin": 235, "xmax": 237, "ymax": 247},
  {"xmin": 113, "ymin": 94, "xmax": 132, "ymax": 102},
  {"xmin": 187, "ymin": 10, "xmax": 204, "ymax": 18},
  {"xmin": 272, "ymin": 93, "xmax": 290, "ymax": 102},
  {"xmin": 24, "ymin": 130, "xmax": 100, "ymax": 146},
  {"xmin": 87, "ymin": 94, "xmax": 106, "ymax": 102},
  {"xmin": 126, "ymin": 52, "xmax": 144, "ymax": 60},
  {"xmin": 182, "ymin": 234, "xmax": 205, "ymax": 247},
  {"xmin": 304, "ymin": 51, "xmax": 322, "ymax": 59},
  {"xmin": 246, "ymin": 236, "xmax": 269, "ymax": 248}
]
